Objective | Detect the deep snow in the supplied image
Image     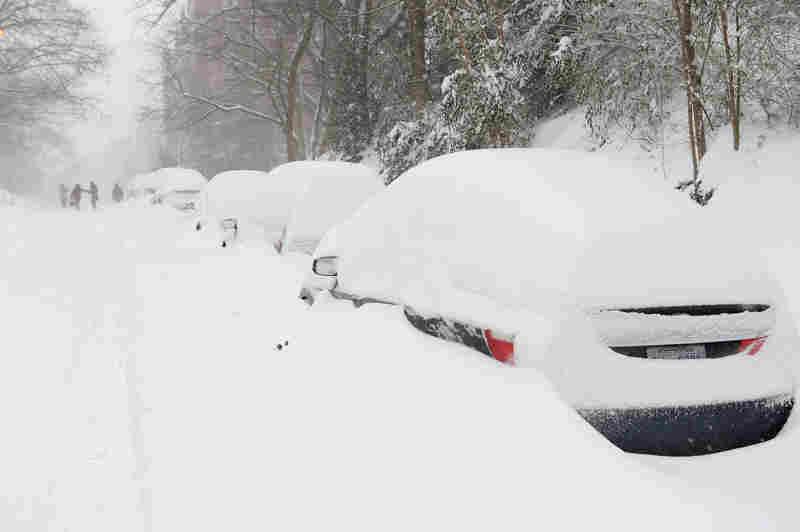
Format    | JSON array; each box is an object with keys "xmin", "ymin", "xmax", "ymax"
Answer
[
  {"xmin": 283, "ymin": 161, "xmax": 381, "ymax": 254},
  {"xmin": 2, "ymin": 198, "xmax": 796, "ymax": 531}
]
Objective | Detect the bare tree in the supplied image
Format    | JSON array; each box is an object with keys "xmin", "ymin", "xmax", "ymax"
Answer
[
  {"xmin": 135, "ymin": 0, "xmax": 182, "ymax": 27},
  {"xmin": 0, "ymin": 0, "xmax": 107, "ymax": 193},
  {"xmin": 0, "ymin": 0, "xmax": 108, "ymax": 127},
  {"xmin": 149, "ymin": 1, "xmax": 325, "ymax": 167}
]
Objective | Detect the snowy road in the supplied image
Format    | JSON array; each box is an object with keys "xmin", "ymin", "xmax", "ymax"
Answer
[
  {"xmin": 1, "ymin": 201, "xmax": 798, "ymax": 531},
  {"xmin": 0, "ymin": 203, "xmax": 309, "ymax": 531},
  {"xmin": 0, "ymin": 207, "xmax": 148, "ymax": 531}
]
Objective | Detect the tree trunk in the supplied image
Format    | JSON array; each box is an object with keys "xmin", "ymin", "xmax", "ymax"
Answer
[
  {"xmin": 673, "ymin": 0, "xmax": 707, "ymax": 179},
  {"xmin": 286, "ymin": 14, "xmax": 315, "ymax": 162},
  {"xmin": 735, "ymin": 5, "xmax": 742, "ymax": 149},
  {"xmin": 296, "ymin": 72, "xmax": 307, "ymax": 158},
  {"xmin": 719, "ymin": 2, "xmax": 741, "ymax": 151},
  {"xmin": 406, "ymin": 0, "xmax": 427, "ymax": 114},
  {"xmin": 362, "ymin": 0, "xmax": 372, "ymax": 117},
  {"xmin": 310, "ymin": 19, "xmax": 330, "ymax": 159}
]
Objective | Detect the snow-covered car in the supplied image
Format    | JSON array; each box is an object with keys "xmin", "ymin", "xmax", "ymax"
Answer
[
  {"xmin": 301, "ymin": 148, "xmax": 796, "ymax": 456},
  {"xmin": 125, "ymin": 174, "xmax": 158, "ymax": 200},
  {"xmin": 126, "ymin": 167, "xmax": 206, "ymax": 207},
  {"xmin": 149, "ymin": 168, "xmax": 206, "ymax": 209},
  {"xmin": 275, "ymin": 161, "xmax": 382, "ymax": 255},
  {"xmin": 153, "ymin": 189, "xmax": 203, "ymax": 212},
  {"xmin": 196, "ymin": 169, "xmax": 306, "ymax": 248}
]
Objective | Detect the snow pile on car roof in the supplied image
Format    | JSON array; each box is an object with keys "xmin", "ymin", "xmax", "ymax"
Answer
[
  {"xmin": 203, "ymin": 169, "xmax": 307, "ymax": 233},
  {"xmin": 284, "ymin": 161, "xmax": 382, "ymax": 253},
  {"xmin": 150, "ymin": 167, "xmax": 206, "ymax": 194},
  {"xmin": 317, "ymin": 148, "xmax": 688, "ymax": 326},
  {"xmin": 126, "ymin": 167, "xmax": 205, "ymax": 196}
]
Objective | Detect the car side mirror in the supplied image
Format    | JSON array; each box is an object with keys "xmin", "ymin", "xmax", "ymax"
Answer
[{"xmin": 312, "ymin": 256, "xmax": 339, "ymax": 277}]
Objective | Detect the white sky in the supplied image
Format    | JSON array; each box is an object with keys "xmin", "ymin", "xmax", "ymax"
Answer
[{"xmin": 68, "ymin": 0, "xmax": 155, "ymax": 161}]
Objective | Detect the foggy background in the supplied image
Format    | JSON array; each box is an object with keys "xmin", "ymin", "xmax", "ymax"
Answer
[{"xmin": 51, "ymin": 1, "xmax": 159, "ymax": 200}]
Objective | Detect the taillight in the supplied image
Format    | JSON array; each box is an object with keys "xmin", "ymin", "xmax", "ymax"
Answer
[
  {"xmin": 738, "ymin": 337, "xmax": 768, "ymax": 356},
  {"xmin": 484, "ymin": 329, "xmax": 515, "ymax": 365}
]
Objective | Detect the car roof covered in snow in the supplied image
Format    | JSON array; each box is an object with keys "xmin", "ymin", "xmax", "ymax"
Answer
[
  {"xmin": 127, "ymin": 168, "xmax": 205, "ymax": 195},
  {"xmin": 283, "ymin": 161, "xmax": 382, "ymax": 252},
  {"xmin": 151, "ymin": 167, "xmax": 206, "ymax": 193},
  {"xmin": 315, "ymin": 148, "xmax": 773, "ymax": 326},
  {"xmin": 203, "ymin": 169, "xmax": 307, "ymax": 232},
  {"xmin": 125, "ymin": 172, "xmax": 159, "ymax": 190}
]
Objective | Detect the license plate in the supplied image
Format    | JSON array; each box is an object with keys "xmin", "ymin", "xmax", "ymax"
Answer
[{"xmin": 646, "ymin": 344, "xmax": 707, "ymax": 360}]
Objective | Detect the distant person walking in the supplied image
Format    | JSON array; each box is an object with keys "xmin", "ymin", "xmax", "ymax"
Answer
[
  {"xmin": 89, "ymin": 181, "xmax": 99, "ymax": 210},
  {"xmin": 112, "ymin": 183, "xmax": 124, "ymax": 203},
  {"xmin": 58, "ymin": 184, "xmax": 68, "ymax": 208},
  {"xmin": 70, "ymin": 184, "xmax": 82, "ymax": 210}
]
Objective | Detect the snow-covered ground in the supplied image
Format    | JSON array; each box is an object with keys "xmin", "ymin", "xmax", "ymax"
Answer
[{"xmin": 1, "ymin": 195, "xmax": 799, "ymax": 531}]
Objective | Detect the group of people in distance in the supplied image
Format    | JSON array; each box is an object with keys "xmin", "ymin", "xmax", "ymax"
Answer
[{"xmin": 58, "ymin": 182, "xmax": 124, "ymax": 210}]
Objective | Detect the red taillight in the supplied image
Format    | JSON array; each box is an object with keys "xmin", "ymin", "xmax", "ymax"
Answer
[
  {"xmin": 484, "ymin": 330, "xmax": 515, "ymax": 365},
  {"xmin": 738, "ymin": 337, "xmax": 768, "ymax": 356}
]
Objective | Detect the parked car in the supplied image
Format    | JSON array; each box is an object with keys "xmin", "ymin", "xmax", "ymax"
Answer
[
  {"xmin": 196, "ymin": 169, "xmax": 305, "ymax": 248},
  {"xmin": 300, "ymin": 148, "xmax": 796, "ymax": 456},
  {"xmin": 275, "ymin": 161, "xmax": 382, "ymax": 255},
  {"xmin": 127, "ymin": 168, "xmax": 206, "ymax": 208},
  {"xmin": 153, "ymin": 189, "xmax": 203, "ymax": 212},
  {"xmin": 124, "ymin": 172, "xmax": 160, "ymax": 200}
]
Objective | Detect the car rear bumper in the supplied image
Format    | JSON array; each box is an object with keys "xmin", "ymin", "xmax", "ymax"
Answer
[
  {"xmin": 579, "ymin": 393, "xmax": 794, "ymax": 456},
  {"xmin": 397, "ymin": 306, "xmax": 798, "ymax": 456}
]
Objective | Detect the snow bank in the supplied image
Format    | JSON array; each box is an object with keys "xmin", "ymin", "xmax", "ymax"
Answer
[
  {"xmin": 640, "ymin": 401, "xmax": 800, "ymax": 530},
  {"xmin": 703, "ymin": 129, "xmax": 800, "ymax": 245},
  {"xmin": 698, "ymin": 127, "xmax": 800, "ymax": 379},
  {"xmin": 134, "ymin": 264, "xmax": 753, "ymax": 532},
  {"xmin": 283, "ymin": 161, "xmax": 382, "ymax": 254},
  {"xmin": 531, "ymin": 105, "xmax": 696, "ymax": 182}
]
